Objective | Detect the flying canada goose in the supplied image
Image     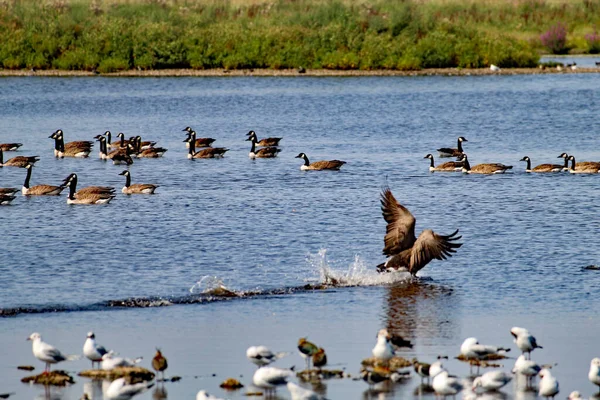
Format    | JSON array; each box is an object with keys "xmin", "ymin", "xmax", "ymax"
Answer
[
  {"xmin": 460, "ymin": 154, "xmax": 513, "ymax": 174},
  {"xmin": 95, "ymin": 136, "xmax": 134, "ymax": 165},
  {"xmin": 104, "ymin": 131, "xmax": 127, "ymax": 149},
  {"xmin": 183, "ymin": 127, "xmax": 216, "ymax": 148},
  {"xmin": 566, "ymin": 155, "xmax": 600, "ymax": 174},
  {"xmin": 62, "ymin": 173, "xmax": 115, "ymax": 198},
  {"xmin": 376, "ymin": 187, "xmax": 462, "ymax": 275},
  {"xmin": 558, "ymin": 153, "xmax": 600, "ymax": 172},
  {"xmin": 519, "ymin": 156, "xmax": 563, "ymax": 173},
  {"xmin": 437, "ymin": 136, "xmax": 468, "ymax": 158},
  {"xmin": 247, "ymin": 135, "xmax": 281, "ymax": 159},
  {"xmin": 184, "ymin": 135, "xmax": 229, "ymax": 158},
  {"xmin": 295, "ymin": 153, "xmax": 345, "ymax": 170},
  {"xmin": 0, "ymin": 194, "xmax": 16, "ymax": 205},
  {"xmin": 424, "ymin": 154, "xmax": 463, "ymax": 172},
  {"xmin": 64, "ymin": 174, "xmax": 115, "ymax": 204},
  {"xmin": 0, "ymin": 143, "xmax": 23, "ymax": 151},
  {"xmin": 118, "ymin": 170, "xmax": 158, "ymax": 194},
  {"xmin": 247, "ymin": 130, "xmax": 282, "ymax": 147},
  {"xmin": 133, "ymin": 136, "xmax": 167, "ymax": 158},
  {"xmin": 22, "ymin": 164, "xmax": 65, "ymax": 196},
  {"xmin": 0, "ymin": 187, "xmax": 19, "ymax": 195},
  {"xmin": 127, "ymin": 135, "xmax": 156, "ymax": 151},
  {"xmin": 50, "ymin": 129, "xmax": 93, "ymax": 158},
  {"xmin": 0, "ymin": 148, "xmax": 40, "ymax": 168}
]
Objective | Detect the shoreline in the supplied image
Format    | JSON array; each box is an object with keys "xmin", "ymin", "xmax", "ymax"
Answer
[{"xmin": 0, "ymin": 67, "xmax": 598, "ymax": 77}]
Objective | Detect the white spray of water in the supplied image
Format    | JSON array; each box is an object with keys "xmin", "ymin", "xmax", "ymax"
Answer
[
  {"xmin": 189, "ymin": 275, "xmax": 231, "ymax": 294},
  {"xmin": 307, "ymin": 249, "xmax": 412, "ymax": 287}
]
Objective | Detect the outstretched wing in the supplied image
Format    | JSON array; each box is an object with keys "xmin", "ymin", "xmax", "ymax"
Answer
[
  {"xmin": 409, "ymin": 229, "xmax": 462, "ymax": 274},
  {"xmin": 381, "ymin": 187, "xmax": 416, "ymax": 256}
]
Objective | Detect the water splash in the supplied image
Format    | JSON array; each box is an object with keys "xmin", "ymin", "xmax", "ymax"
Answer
[
  {"xmin": 307, "ymin": 248, "xmax": 412, "ymax": 287},
  {"xmin": 189, "ymin": 275, "xmax": 237, "ymax": 296}
]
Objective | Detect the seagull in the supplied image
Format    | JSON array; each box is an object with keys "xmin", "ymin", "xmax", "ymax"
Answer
[
  {"xmin": 589, "ymin": 358, "xmax": 600, "ymax": 394},
  {"xmin": 472, "ymin": 370, "xmax": 512, "ymax": 391},
  {"xmin": 429, "ymin": 360, "xmax": 447, "ymax": 378},
  {"xmin": 27, "ymin": 332, "xmax": 79, "ymax": 373},
  {"xmin": 83, "ymin": 332, "xmax": 109, "ymax": 369},
  {"xmin": 372, "ymin": 328, "xmax": 412, "ymax": 362},
  {"xmin": 246, "ymin": 345, "xmax": 288, "ymax": 368},
  {"xmin": 490, "ymin": 64, "xmax": 501, "ymax": 72},
  {"xmin": 101, "ymin": 351, "xmax": 143, "ymax": 370},
  {"xmin": 196, "ymin": 390, "xmax": 225, "ymax": 400},
  {"xmin": 539, "ymin": 368, "xmax": 559, "ymax": 399},
  {"xmin": 287, "ymin": 382, "xmax": 325, "ymax": 400},
  {"xmin": 512, "ymin": 355, "xmax": 541, "ymax": 387},
  {"xmin": 105, "ymin": 377, "xmax": 154, "ymax": 400},
  {"xmin": 460, "ymin": 337, "xmax": 510, "ymax": 360},
  {"xmin": 568, "ymin": 391, "xmax": 586, "ymax": 400},
  {"xmin": 252, "ymin": 366, "xmax": 294, "ymax": 395},
  {"xmin": 432, "ymin": 370, "xmax": 464, "ymax": 397},
  {"xmin": 298, "ymin": 338, "xmax": 319, "ymax": 370},
  {"xmin": 510, "ymin": 327, "xmax": 542, "ymax": 359},
  {"xmin": 376, "ymin": 187, "xmax": 462, "ymax": 275}
]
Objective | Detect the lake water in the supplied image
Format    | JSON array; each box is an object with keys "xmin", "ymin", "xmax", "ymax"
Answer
[{"xmin": 1, "ymin": 74, "xmax": 599, "ymax": 400}]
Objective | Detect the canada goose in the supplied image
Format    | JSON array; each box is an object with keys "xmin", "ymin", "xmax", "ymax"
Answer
[
  {"xmin": 376, "ymin": 187, "xmax": 462, "ymax": 275},
  {"xmin": 0, "ymin": 148, "xmax": 40, "ymax": 168},
  {"xmin": 295, "ymin": 153, "xmax": 345, "ymax": 170},
  {"xmin": 247, "ymin": 130, "xmax": 282, "ymax": 147},
  {"xmin": 22, "ymin": 164, "xmax": 65, "ymax": 196},
  {"xmin": 0, "ymin": 187, "xmax": 18, "ymax": 195},
  {"xmin": 460, "ymin": 154, "xmax": 513, "ymax": 174},
  {"xmin": 558, "ymin": 153, "xmax": 600, "ymax": 172},
  {"xmin": 64, "ymin": 174, "xmax": 115, "ymax": 204},
  {"xmin": 62, "ymin": 173, "xmax": 115, "ymax": 198},
  {"xmin": 95, "ymin": 136, "xmax": 134, "ymax": 165},
  {"xmin": 247, "ymin": 135, "xmax": 281, "ymax": 159},
  {"xmin": 104, "ymin": 131, "xmax": 127, "ymax": 149},
  {"xmin": 0, "ymin": 194, "xmax": 16, "ymax": 205},
  {"xmin": 133, "ymin": 136, "xmax": 167, "ymax": 158},
  {"xmin": 424, "ymin": 154, "xmax": 463, "ymax": 172},
  {"xmin": 566, "ymin": 155, "xmax": 600, "ymax": 173},
  {"xmin": 184, "ymin": 136, "xmax": 229, "ymax": 158},
  {"xmin": 127, "ymin": 135, "xmax": 156, "ymax": 150},
  {"xmin": 118, "ymin": 170, "xmax": 158, "ymax": 194},
  {"xmin": 0, "ymin": 143, "xmax": 23, "ymax": 151},
  {"xmin": 519, "ymin": 156, "xmax": 563, "ymax": 173},
  {"xmin": 437, "ymin": 136, "xmax": 468, "ymax": 158},
  {"xmin": 183, "ymin": 127, "xmax": 216, "ymax": 148},
  {"xmin": 50, "ymin": 129, "xmax": 93, "ymax": 158}
]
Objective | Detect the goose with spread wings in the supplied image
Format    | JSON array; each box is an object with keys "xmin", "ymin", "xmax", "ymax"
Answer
[{"xmin": 376, "ymin": 187, "xmax": 462, "ymax": 275}]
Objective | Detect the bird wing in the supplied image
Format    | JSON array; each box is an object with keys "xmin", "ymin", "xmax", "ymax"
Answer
[
  {"xmin": 310, "ymin": 160, "xmax": 346, "ymax": 170},
  {"xmin": 40, "ymin": 343, "xmax": 66, "ymax": 362},
  {"xmin": 381, "ymin": 187, "xmax": 416, "ymax": 256},
  {"xmin": 409, "ymin": 229, "xmax": 462, "ymax": 274}
]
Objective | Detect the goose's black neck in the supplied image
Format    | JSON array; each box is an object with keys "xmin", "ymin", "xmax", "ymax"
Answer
[
  {"xmin": 100, "ymin": 138, "xmax": 107, "ymax": 156},
  {"xmin": 124, "ymin": 173, "xmax": 131, "ymax": 188},
  {"xmin": 68, "ymin": 179, "xmax": 77, "ymax": 200},
  {"xmin": 58, "ymin": 138, "xmax": 65, "ymax": 153},
  {"xmin": 106, "ymin": 132, "xmax": 112, "ymax": 144},
  {"xmin": 250, "ymin": 140, "xmax": 256, "ymax": 154},
  {"xmin": 0, "ymin": 148, "xmax": 3, "ymax": 165},
  {"xmin": 24, "ymin": 166, "xmax": 32, "ymax": 188},
  {"xmin": 563, "ymin": 157, "xmax": 569, "ymax": 169},
  {"xmin": 429, "ymin": 157, "xmax": 435, "ymax": 168},
  {"xmin": 524, "ymin": 159, "xmax": 531, "ymax": 171},
  {"xmin": 463, "ymin": 158, "xmax": 471, "ymax": 171},
  {"xmin": 53, "ymin": 137, "xmax": 60, "ymax": 152},
  {"xmin": 570, "ymin": 157, "xmax": 576, "ymax": 170},
  {"xmin": 457, "ymin": 139, "xmax": 463, "ymax": 152},
  {"xmin": 119, "ymin": 135, "xmax": 125, "ymax": 147},
  {"xmin": 188, "ymin": 139, "xmax": 196, "ymax": 156},
  {"xmin": 303, "ymin": 155, "xmax": 310, "ymax": 166}
]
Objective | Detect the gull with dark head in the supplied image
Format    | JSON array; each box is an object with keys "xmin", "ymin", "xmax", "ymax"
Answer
[{"xmin": 83, "ymin": 331, "xmax": 109, "ymax": 369}]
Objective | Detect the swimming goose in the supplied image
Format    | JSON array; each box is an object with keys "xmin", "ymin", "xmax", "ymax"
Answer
[
  {"xmin": 0, "ymin": 187, "xmax": 19, "ymax": 195},
  {"xmin": 246, "ymin": 130, "xmax": 282, "ymax": 147},
  {"xmin": 376, "ymin": 187, "xmax": 462, "ymax": 275},
  {"xmin": 65, "ymin": 174, "xmax": 115, "ymax": 205},
  {"xmin": 118, "ymin": 170, "xmax": 158, "ymax": 194},
  {"xmin": 22, "ymin": 164, "xmax": 65, "ymax": 195},
  {"xmin": 0, "ymin": 143, "xmax": 23, "ymax": 151},
  {"xmin": 133, "ymin": 136, "xmax": 167, "ymax": 158},
  {"xmin": 96, "ymin": 136, "xmax": 134, "ymax": 165},
  {"xmin": 566, "ymin": 155, "xmax": 600, "ymax": 173},
  {"xmin": 460, "ymin": 154, "xmax": 513, "ymax": 174},
  {"xmin": 127, "ymin": 135, "xmax": 156, "ymax": 151},
  {"xmin": 184, "ymin": 136, "xmax": 228, "ymax": 158},
  {"xmin": 437, "ymin": 136, "xmax": 468, "ymax": 158},
  {"xmin": 62, "ymin": 173, "xmax": 115, "ymax": 198},
  {"xmin": 519, "ymin": 156, "xmax": 563, "ymax": 173},
  {"xmin": 105, "ymin": 131, "xmax": 128, "ymax": 149},
  {"xmin": 424, "ymin": 153, "xmax": 463, "ymax": 172},
  {"xmin": 183, "ymin": 127, "xmax": 216, "ymax": 148},
  {"xmin": 295, "ymin": 153, "xmax": 345, "ymax": 170},
  {"xmin": 0, "ymin": 194, "xmax": 16, "ymax": 205},
  {"xmin": 247, "ymin": 135, "xmax": 281, "ymax": 159},
  {"xmin": 557, "ymin": 153, "xmax": 599, "ymax": 171},
  {"xmin": 51, "ymin": 129, "xmax": 93, "ymax": 158},
  {"xmin": 0, "ymin": 148, "xmax": 40, "ymax": 168}
]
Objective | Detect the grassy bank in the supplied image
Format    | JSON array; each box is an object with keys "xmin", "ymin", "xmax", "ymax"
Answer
[{"xmin": 0, "ymin": 0, "xmax": 599, "ymax": 72}]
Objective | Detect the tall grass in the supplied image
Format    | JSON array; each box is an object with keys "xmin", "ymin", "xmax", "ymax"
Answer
[{"xmin": 0, "ymin": 0, "xmax": 598, "ymax": 71}]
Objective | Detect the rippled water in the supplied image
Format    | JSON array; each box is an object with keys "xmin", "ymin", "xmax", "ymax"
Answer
[{"xmin": 1, "ymin": 75, "xmax": 599, "ymax": 399}]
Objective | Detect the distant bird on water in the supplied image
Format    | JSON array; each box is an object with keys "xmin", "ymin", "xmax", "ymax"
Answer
[
  {"xmin": 376, "ymin": 187, "xmax": 462, "ymax": 275},
  {"xmin": 152, "ymin": 348, "xmax": 168, "ymax": 381},
  {"xmin": 437, "ymin": 136, "xmax": 468, "ymax": 158},
  {"xmin": 27, "ymin": 332, "xmax": 79, "ymax": 373}
]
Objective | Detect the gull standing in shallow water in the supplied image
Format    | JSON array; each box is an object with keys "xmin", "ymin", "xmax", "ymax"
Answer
[
  {"xmin": 511, "ymin": 327, "xmax": 543, "ymax": 359},
  {"xmin": 105, "ymin": 377, "xmax": 153, "ymax": 400},
  {"xmin": 196, "ymin": 390, "xmax": 225, "ymax": 400},
  {"xmin": 372, "ymin": 328, "xmax": 413, "ymax": 363},
  {"xmin": 460, "ymin": 337, "xmax": 510, "ymax": 360},
  {"xmin": 287, "ymin": 382, "xmax": 325, "ymax": 400},
  {"xmin": 246, "ymin": 345, "xmax": 288, "ymax": 368},
  {"xmin": 472, "ymin": 370, "xmax": 512, "ymax": 391},
  {"xmin": 83, "ymin": 331, "xmax": 109, "ymax": 368},
  {"xmin": 252, "ymin": 366, "xmax": 294, "ymax": 395},
  {"xmin": 432, "ymin": 370, "xmax": 464, "ymax": 397},
  {"xmin": 512, "ymin": 355, "xmax": 541, "ymax": 387},
  {"xmin": 27, "ymin": 332, "xmax": 79, "ymax": 373},
  {"xmin": 589, "ymin": 358, "xmax": 600, "ymax": 393},
  {"xmin": 539, "ymin": 368, "xmax": 559, "ymax": 399},
  {"xmin": 101, "ymin": 351, "xmax": 142, "ymax": 370}
]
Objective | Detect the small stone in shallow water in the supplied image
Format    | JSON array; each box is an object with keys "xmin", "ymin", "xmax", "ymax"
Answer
[
  {"xmin": 78, "ymin": 366, "xmax": 155, "ymax": 382},
  {"xmin": 244, "ymin": 392, "xmax": 263, "ymax": 397},
  {"xmin": 170, "ymin": 376, "xmax": 181, "ymax": 382},
  {"xmin": 583, "ymin": 265, "xmax": 600, "ymax": 270},
  {"xmin": 17, "ymin": 365, "xmax": 35, "ymax": 371},
  {"xmin": 21, "ymin": 370, "xmax": 75, "ymax": 386},
  {"xmin": 296, "ymin": 369, "xmax": 344, "ymax": 381},
  {"xmin": 361, "ymin": 356, "xmax": 413, "ymax": 370},
  {"xmin": 220, "ymin": 378, "xmax": 244, "ymax": 389}
]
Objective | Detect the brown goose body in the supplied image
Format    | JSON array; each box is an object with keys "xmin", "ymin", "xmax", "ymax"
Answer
[
  {"xmin": 62, "ymin": 173, "xmax": 115, "ymax": 199},
  {"xmin": 183, "ymin": 128, "xmax": 216, "ymax": 148},
  {"xmin": 519, "ymin": 157, "xmax": 563, "ymax": 173},
  {"xmin": 247, "ymin": 130, "xmax": 282, "ymax": 147},
  {"xmin": 105, "ymin": 132, "xmax": 128, "ymax": 149},
  {"xmin": 119, "ymin": 171, "xmax": 158, "ymax": 194},
  {"xmin": 567, "ymin": 156, "xmax": 600, "ymax": 174},
  {"xmin": 0, "ymin": 187, "xmax": 19, "ymax": 195},
  {"xmin": 96, "ymin": 136, "xmax": 134, "ymax": 165},
  {"xmin": 461, "ymin": 155, "xmax": 512, "ymax": 174},
  {"xmin": 247, "ymin": 136, "xmax": 280, "ymax": 159},
  {"xmin": 22, "ymin": 165, "xmax": 65, "ymax": 196},
  {"xmin": 64, "ymin": 174, "xmax": 115, "ymax": 204},
  {"xmin": 424, "ymin": 154, "xmax": 462, "ymax": 172},
  {"xmin": 437, "ymin": 136, "xmax": 468, "ymax": 158},
  {"xmin": 0, "ymin": 148, "xmax": 40, "ymax": 168},
  {"xmin": 51, "ymin": 130, "xmax": 93, "ymax": 158},
  {"xmin": 0, "ymin": 143, "xmax": 23, "ymax": 151},
  {"xmin": 0, "ymin": 194, "xmax": 16, "ymax": 205},
  {"xmin": 376, "ymin": 187, "xmax": 462, "ymax": 275},
  {"xmin": 134, "ymin": 137, "xmax": 167, "ymax": 158},
  {"xmin": 185, "ymin": 136, "xmax": 228, "ymax": 158},
  {"xmin": 128, "ymin": 136, "xmax": 156, "ymax": 150},
  {"xmin": 296, "ymin": 153, "xmax": 345, "ymax": 170}
]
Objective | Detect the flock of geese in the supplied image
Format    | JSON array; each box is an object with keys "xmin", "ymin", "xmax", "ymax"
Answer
[{"xmin": 0, "ymin": 127, "xmax": 347, "ymax": 206}]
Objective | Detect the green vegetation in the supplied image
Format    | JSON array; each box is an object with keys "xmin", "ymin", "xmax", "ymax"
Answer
[{"xmin": 0, "ymin": 0, "xmax": 599, "ymax": 72}]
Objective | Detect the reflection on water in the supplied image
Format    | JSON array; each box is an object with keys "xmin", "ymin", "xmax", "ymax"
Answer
[
  {"xmin": 33, "ymin": 386, "xmax": 64, "ymax": 400},
  {"xmin": 152, "ymin": 385, "xmax": 168, "ymax": 400},
  {"xmin": 83, "ymin": 379, "xmax": 103, "ymax": 399}
]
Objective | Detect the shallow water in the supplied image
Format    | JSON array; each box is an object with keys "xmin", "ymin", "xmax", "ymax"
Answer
[{"xmin": 1, "ymin": 75, "xmax": 599, "ymax": 399}]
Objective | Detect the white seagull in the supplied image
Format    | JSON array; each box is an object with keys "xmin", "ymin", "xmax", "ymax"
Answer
[
  {"xmin": 490, "ymin": 64, "xmax": 501, "ymax": 72},
  {"xmin": 460, "ymin": 337, "xmax": 510, "ymax": 360},
  {"xmin": 429, "ymin": 360, "xmax": 447, "ymax": 378},
  {"xmin": 196, "ymin": 390, "xmax": 225, "ymax": 400},
  {"xmin": 512, "ymin": 355, "xmax": 541, "ymax": 387},
  {"xmin": 246, "ymin": 345, "xmax": 288, "ymax": 367},
  {"xmin": 105, "ymin": 377, "xmax": 153, "ymax": 400},
  {"xmin": 472, "ymin": 370, "xmax": 512, "ymax": 391},
  {"xmin": 287, "ymin": 382, "xmax": 325, "ymax": 400},
  {"xmin": 510, "ymin": 327, "xmax": 542, "ymax": 359},
  {"xmin": 539, "ymin": 368, "xmax": 559, "ymax": 399},
  {"xmin": 252, "ymin": 366, "xmax": 294, "ymax": 394},
  {"xmin": 101, "ymin": 351, "xmax": 142, "ymax": 370},
  {"xmin": 568, "ymin": 391, "xmax": 586, "ymax": 400},
  {"xmin": 27, "ymin": 332, "xmax": 79, "ymax": 373},
  {"xmin": 83, "ymin": 331, "xmax": 109, "ymax": 368},
  {"xmin": 589, "ymin": 358, "xmax": 600, "ymax": 393},
  {"xmin": 432, "ymin": 370, "xmax": 464, "ymax": 397},
  {"xmin": 372, "ymin": 328, "xmax": 413, "ymax": 362}
]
